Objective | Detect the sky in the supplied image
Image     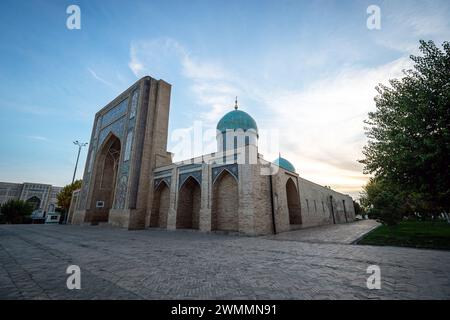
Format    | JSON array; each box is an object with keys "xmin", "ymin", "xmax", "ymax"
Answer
[{"xmin": 0, "ymin": 0, "xmax": 449, "ymax": 199}]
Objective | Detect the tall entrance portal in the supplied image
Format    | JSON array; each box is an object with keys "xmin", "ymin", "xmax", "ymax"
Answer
[
  {"xmin": 72, "ymin": 76, "xmax": 172, "ymax": 229},
  {"xmin": 88, "ymin": 134, "xmax": 121, "ymax": 223}
]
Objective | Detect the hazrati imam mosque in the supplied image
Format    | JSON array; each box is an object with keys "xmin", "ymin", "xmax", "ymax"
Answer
[{"xmin": 69, "ymin": 76, "xmax": 355, "ymax": 235}]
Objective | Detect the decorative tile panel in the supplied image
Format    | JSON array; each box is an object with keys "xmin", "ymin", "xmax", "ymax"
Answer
[
  {"xmin": 179, "ymin": 163, "xmax": 202, "ymax": 173},
  {"xmin": 94, "ymin": 117, "xmax": 102, "ymax": 138},
  {"xmin": 154, "ymin": 177, "xmax": 171, "ymax": 189},
  {"xmin": 98, "ymin": 117, "xmax": 126, "ymax": 146},
  {"xmin": 179, "ymin": 171, "xmax": 202, "ymax": 189},
  {"xmin": 124, "ymin": 131, "xmax": 133, "ymax": 162},
  {"xmin": 129, "ymin": 89, "xmax": 139, "ymax": 120},
  {"xmin": 114, "ymin": 175, "xmax": 128, "ymax": 209},
  {"xmin": 154, "ymin": 169, "xmax": 172, "ymax": 178},
  {"xmin": 212, "ymin": 164, "xmax": 239, "ymax": 183},
  {"xmin": 101, "ymin": 98, "xmax": 128, "ymax": 128}
]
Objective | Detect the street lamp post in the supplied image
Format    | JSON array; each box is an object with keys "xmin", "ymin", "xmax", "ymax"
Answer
[
  {"xmin": 65, "ymin": 140, "xmax": 87, "ymax": 224},
  {"xmin": 72, "ymin": 140, "xmax": 88, "ymax": 184}
]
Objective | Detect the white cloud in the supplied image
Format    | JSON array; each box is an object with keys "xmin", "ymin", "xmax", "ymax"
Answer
[
  {"xmin": 27, "ymin": 135, "xmax": 49, "ymax": 142},
  {"xmin": 258, "ymin": 56, "xmax": 413, "ymax": 197},
  {"xmin": 375, "ymin": 0, "xmax": 450, "ymax": 52},
  {"xmin": 128, "ymin": 37, "xmax": 240, "ymax": 126},
  {"xmin": 128, "ymin": 59, "xmax": 144, "ymax": 77},
  {"xmin": 182, "ymin": 58, "xmax": 227, "ymax": 80},
  {"xmin": 128, "ymin": 38, "xmax": 184, "ymax": 78},
  {"xmin": 127, "ymin": 37, "xmax": 415, "ymax": 198},
  {"xmin": 87, "ymin": 68, "xmax": 115, "ymax": 88}
]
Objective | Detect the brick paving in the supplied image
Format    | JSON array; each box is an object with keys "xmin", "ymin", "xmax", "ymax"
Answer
[
  {"xmin": 266, "ymin": 220, "xmax": 381, "ymax": 244},
  {"xmin": 0, "ymin": 224, "xmax": 449, "ymax": 299}
]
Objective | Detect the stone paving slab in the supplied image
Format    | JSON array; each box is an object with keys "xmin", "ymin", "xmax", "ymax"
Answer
[
  {"xmin": 265, "ymin": 220, "xmax": 381, "ymax": 244},
  {"xmin": 0, "ymin": 224, "xmax": 449, "ymax": 300}
]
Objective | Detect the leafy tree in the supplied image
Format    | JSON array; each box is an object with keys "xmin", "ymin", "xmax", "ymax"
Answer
[
  {"xmin": 360, "ymin": 178, "xmax": 403, "ymax": 225},
  {"xmin": 57, "ymin": 180, "xmax": 82, "ymax": 212},
  {"xmin": 353, "ymin": 200, "xmax": 365, "ymax": 217},
  {"xmin": 0, "ymin": 199, "xmax": 33, "ymax": 224},
  {"xmin": 360, "ymin": 40, "xmax": 450, "ymax": 214}
]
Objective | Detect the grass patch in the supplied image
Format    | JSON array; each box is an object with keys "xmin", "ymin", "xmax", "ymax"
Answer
[{"xmin": 358, "ymin": 221, "xmax": 450, "ymax": 250}]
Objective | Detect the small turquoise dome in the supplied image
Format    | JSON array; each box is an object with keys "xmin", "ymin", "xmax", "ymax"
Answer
[
  {"xmin": 274, "ymin": 156, "xmax": 296, "ymax": 172},
  {"xmin": 217, "ymin": 109, "xmax": 258, "ymax": 133}
]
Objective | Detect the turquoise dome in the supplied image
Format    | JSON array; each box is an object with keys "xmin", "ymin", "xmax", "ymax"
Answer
[
  {"xmin": 217, "ymin": 109, "xmax": 258, "ymax": 133},
  {"xmin": 274, "ymin": 156, "xmax": 296, "ymax": 172}
]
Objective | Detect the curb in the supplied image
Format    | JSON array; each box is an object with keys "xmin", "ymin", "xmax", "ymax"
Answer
[{"xmin": 351, "ymin": 222, "xmax": 382, "ymax": 245}]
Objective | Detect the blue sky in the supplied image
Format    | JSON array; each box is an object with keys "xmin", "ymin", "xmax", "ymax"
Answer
[{"xmin": 0, "ymin": 0, "xmax": 449, "ymax": 198}]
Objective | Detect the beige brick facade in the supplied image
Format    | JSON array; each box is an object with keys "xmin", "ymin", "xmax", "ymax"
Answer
[
  {"xmin": 150, "ymin": 181, "xmax": 170, "ymax": 228},
  {"xmin": 70, "ymin": 76, "xmax": 355, "ymax": 236},
  {"xmin": 212, "ymin": 170, "xmax": 239, "ymax": 232}
]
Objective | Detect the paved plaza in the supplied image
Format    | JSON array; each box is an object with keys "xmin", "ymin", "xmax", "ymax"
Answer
[
  {"xmin": 266, "ymin": 219, "xmax": 381, "ymax": 244},
  {"xmin": 0, "ymin": 222, "xmax": 449, "ymax": 299}
]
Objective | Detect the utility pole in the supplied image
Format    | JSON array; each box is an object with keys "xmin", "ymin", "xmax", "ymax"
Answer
[
  {"xmin": 65, "ymin": 141, "xmax": 87, "ymax": 224},
  {"xmin": 72, "ymin": 140, "xmax": 88, "ymax": 184}
]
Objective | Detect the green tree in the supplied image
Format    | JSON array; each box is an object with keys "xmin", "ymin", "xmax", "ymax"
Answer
[
  {"xmin": 57, "ymin": 180, "xmax": 82, "ymax": 212},
  {"xmin": 0, "ymin": 199, "xmax": 33, "ymax": 224},
  {"xmin": 360, "ymin": 40, "xmax": 450, "ymax": 214},
  {"xmin": 360, "ymin": 178, "xmax": 403, "ymax": 225},
  {"xmin": 353, "ymin": 200, "xmax": 364, "ymax": 218}
]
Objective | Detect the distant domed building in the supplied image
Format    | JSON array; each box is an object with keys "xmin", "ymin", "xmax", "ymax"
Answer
[
  {"xmin": 216, "ymin": 100, "xmax": 258, "ymax": 156},
  {"xmin": 71, "ymin": 76, "xmax": 355, "ymax": 235},
  {"xmin": 274, "ymin": 155, "xmax": 296, "ymax": 173},
  {"xmin": 217, "ymin": 107, "xmax": 258, "ymax": 133}
]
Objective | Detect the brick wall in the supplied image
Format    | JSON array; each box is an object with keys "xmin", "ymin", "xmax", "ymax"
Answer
[
  {"xmin": 150, "ymin": 182, "xmax": 170, "ymax": 228},
  {"xmin": 212, "ymin": 171, "xmax": 239, "ymax": 231},
  {"xmin": 176, "ymin": 178, "xmax": 201, "ymax": 229}
]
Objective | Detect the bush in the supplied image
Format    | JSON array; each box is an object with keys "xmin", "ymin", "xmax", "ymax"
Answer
[
  {"xmin": 0, "ymin": 199, "xmax": 33, "ymax": 224},
  {"xmin": 368, "ymin": 189, "xmax": 403, "ymax": 226},
  {"xmin": 361, "ymin": 178, "xmax": 403, "ymax": 226},
  {"xmin": 353, "ymin": 200, "xmax": 365, "ymax": 217}
]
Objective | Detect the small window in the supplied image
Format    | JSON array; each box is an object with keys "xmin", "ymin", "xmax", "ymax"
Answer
[
  {"xmin": 306, "ymin": 199, "xmax": 309, "ymax": 212},
  {"xmin": 96, "ymin": 201, "xmax": 105, "ymax": 208}
]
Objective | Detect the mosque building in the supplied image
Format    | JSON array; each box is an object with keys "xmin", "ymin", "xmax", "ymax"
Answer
[{"xmin": 70, "ymin": 76, "xmax": 355, "ymax": 235}]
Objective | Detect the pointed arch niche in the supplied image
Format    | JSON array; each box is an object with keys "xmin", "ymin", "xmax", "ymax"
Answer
[
  {"xmin": 89, "ymin": 133, "xmax": 121, "ymax": 223},
  {"xmin": 150, "ymin": 180, "xmax": 170, "ymax": 228},
  {"xmin": 176, "ymin": 176, "xmax": 201, "ymax": 229},
  {"xmin": 212, "ymin": 170, "xmax": 239, "ymax": 232},
  {"xmin": 286, "ymin": 178, "xmax": 302, "ymax": 225}
]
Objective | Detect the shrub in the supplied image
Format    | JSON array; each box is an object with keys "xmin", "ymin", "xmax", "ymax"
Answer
[{"xmin": 0, "ymin": 199, "xmax": 33, "ymax": 224}]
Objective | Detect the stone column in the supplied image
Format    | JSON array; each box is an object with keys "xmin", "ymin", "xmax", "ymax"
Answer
[
  {"xmin": 166, "ymin": 167, "xmax": 178, "ymax": 230},
  {"xmin": 238, "ymin": 164, "xmax": 256, "ymax": 235},
  {"xmin": 199, "ymin": 164, "xmax": 212, "ymax": 232},
  {"xmin": 273, "ymin": 170, "xmax": 290, "ymax": 233}
]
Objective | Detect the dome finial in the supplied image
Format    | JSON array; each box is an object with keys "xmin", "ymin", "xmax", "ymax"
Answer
[{"xmin": 234, "ymin": 96, "xmax": 238, "ymax": 110}]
